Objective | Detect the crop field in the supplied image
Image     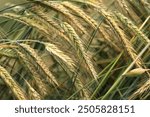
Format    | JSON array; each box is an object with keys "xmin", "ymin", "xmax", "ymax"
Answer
[{"xmin": 0, "ymin": 0, "xmax": 149, "ymax": 100}]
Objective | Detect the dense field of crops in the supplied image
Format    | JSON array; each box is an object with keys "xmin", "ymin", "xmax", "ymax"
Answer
[{"xmin": 0, "ymin": 0, "xmax": 149, "ymax": 100}]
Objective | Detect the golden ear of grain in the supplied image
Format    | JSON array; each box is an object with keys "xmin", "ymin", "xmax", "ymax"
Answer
[
  {"xmin": 61, "ymin": 2, "xmax": 120, "ymax": 52},
  {"xmin": 36, "ymin": 1, "xmax": 87, "ymax": 34},
  {"xmin": 115, "ymin": 12, "xmax": 150, "ymax": 43},
  {"xmin": 62, "ymin": 1, "xmax": 97, "ymax": 29},
  {"xmin": 0, "ymin": 27, "xmax": 7, "ymax": 39},
  {"xmin": 0, "ymin": 48, "xmax": 17, "ymax": 58},
  {"xmin": 45, "ymin": 43, "xmax": 76, "ymax": 73},
  {"xmin": 116, "ymin": 0, "xmax": 129, "ymax": 15},
  {"xmin": 16, "ymin": 50, "xmax": 49, "ymax": 97},
  {"xmin": 32, "ymin": 6, "xmax": 64, "ymax": 32},
  {"xmin": 45, "ymin": 43, "xmax": 90, "ymax": 99},
  {"xmin": 124, "ymin": 68, "xmax": 149, "ymax": 77},
  {"xmin": 24, "ymin": 79, "xmax": 41, "ymax": 100},
  {"xmin": 99, "ymin": 10, "xmax": 142, "ymax": 67},
  {"xmin": 18, "ymin": 44, "xmax": 59, "ymax": 87},
  {"xmin": 45, "ymin": 42, "xmax": 90, "ymax": 99},
  {"xmin": 0, "ymin": 13, "xmax": 52, "ymax": 41},
  {"xmin": 75, "ymin": 76, "xmax": 90, "ymax": 99},
  {"xmin": 31, "ymin": 7, "xmax": 71, "ymax": 44},
  {"xmin": 0, "ymin": 66, "xmax": 27, "ymax": 100},
  {"xmin": 0, "ymin": 12, "xmax": 73, "ymax": 46},
  {"xmin": 61, "ymin": 22, "xmax": 98, "ymax": 82},
  {"xmin": 129, "ymin": 78, "xmax": 150, "ymax": 99}
]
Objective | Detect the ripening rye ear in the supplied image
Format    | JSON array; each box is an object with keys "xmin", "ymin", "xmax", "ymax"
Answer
[{"xmin": 0, "ymin": 66, "xmax": 27, "ymax": 100}]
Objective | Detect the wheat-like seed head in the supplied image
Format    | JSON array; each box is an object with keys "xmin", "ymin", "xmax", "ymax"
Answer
[
  {"xmin": 61, "ymin": 22, "xmax": 98, "ymax": 82},
  {"xmin": 0, "ymin": 48, "xmax": 17, "ymax": 58},
  {"xmin": 116, "ymin": 12, "xmax": 150, "ymax": 43},
  {"xmin": 99, "ymin": 10, "xmax": 143, "ymax": 67},
  {"xmin": 37, "ymin": 1, "xmax": 87, "ymax": 34},
  {"xmin": 31, "ymin": 7, "xmax": 71, "ymax": 44},
  {"xmin": 0, "ymin": 27, "xmax": 7, "ymax": 39},
  {"xmin": 75, "ymin": 76, "xmax": 90, "ymax": 100},
  {"xmin": 0, "ymin": 13, "xmax": 53, "ymax": 42},
  {"xmin": 45, "ymin": 43, "xmax": 76, "ymax": 73},
  {"xmin": 25, "ymin": 79, "xmax": 41, "ymax": 100},
  {"xmin": 18, "ymin": 44, "xmax": 59, "ymax": 87},
  {"xmin": 129, "ymin": 79, "xmax": 150, "ymax": 99},
  {"xmin": 62, "ymin": 1, "xmax": 97, "ymax": 29},
  {"xmin": 61, "ymin": 2, "xmax": 120, "ymax": 52},
  {"xmin": 116, "ymin": 0, "xmax": 130, "ymax": 15},
  {"xmin": 16, "ymin": 50, "xmax": 49, "ymax": 97},
  {"xmin": 0, "ymin": 65, "xmax": 27, "ymax": 100}
]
